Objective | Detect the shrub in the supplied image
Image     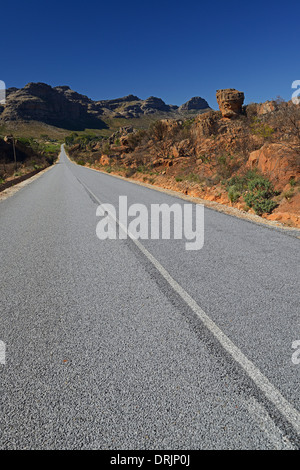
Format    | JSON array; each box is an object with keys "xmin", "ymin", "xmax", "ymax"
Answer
[
  {"xmin": 182, "ymin": 118, "xmax": 195, "ymax": 130},
  {"xmin": 125, "ymin": 168, "xmax": 135, "ymax": 177},
  {"xmin": 136, "ymin": 165, "xmax": 147, "ymax": 173},
  {"xmin": 244, "ymin": 176, "xmax": 277, "ymax": 215},
  {"xmin": 127, "ymin": 130, "xmax": 147, "ymax": 150},
  {"xmin": 45, "ymin": 154, "xmax": 56, "ymax": 165},
  {"xmin": 250, "ymin": 117, "xmax": 274, "ymax": 140},
  {"xmin": 216, "ymin": 153, "xmax": 238, "ymax": 179},
  {"xmin": 282, "ymin": 188, "xmax": 294, "ymax": 201},
  {"xmin": 226, "ymin": 171, "xmax": 277, "ymax": 214},
  {"xmin": 185, "ymin": 173, "xmax": 204, "ymax": 184},
  {"xmin": 150, "ymin": 121, "xmax": 168, "ymax": 141},
  {"xmin": 228, "ymin": 185, "xmax": 241, "ymax": 202},
  {"xmin": 226, "ymin": 170, "xmax": 258, "ymax": 193}
]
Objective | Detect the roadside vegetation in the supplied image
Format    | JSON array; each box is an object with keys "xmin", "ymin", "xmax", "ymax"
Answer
[
  {"xmin": 0, "ymin": 135, "xmax": 60, "ymax": 185},
  {"xmin": 226, "ymin": 171, "xmax": 278, "ymax": 215},
  {"xmin": 63, "ymin": 99, "xmax": 300, "ymax": 224}
]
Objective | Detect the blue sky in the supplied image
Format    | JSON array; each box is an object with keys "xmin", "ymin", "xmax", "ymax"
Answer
[{"xmin": 1, "ymin": 0, "xmax": 299, "ymax": 109}]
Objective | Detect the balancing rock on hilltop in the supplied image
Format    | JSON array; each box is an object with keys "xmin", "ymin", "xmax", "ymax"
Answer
[{"xmin": 216, "ymin": 88, "xmax": 244, "ymax": 118}]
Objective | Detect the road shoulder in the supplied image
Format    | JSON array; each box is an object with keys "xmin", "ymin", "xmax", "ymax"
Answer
[{"xmin": 0, "ymin": 165, "xmax": 55, "ymax": 203}]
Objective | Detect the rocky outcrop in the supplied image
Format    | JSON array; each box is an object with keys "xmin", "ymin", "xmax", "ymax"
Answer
[
  {"xmin": 108, "ymin": 126, "xmax": 136, "ymax": 144},
  {"xmin": 216, "ymin": 88, "xmax": 244, "ymax": 118},
  {"xmin": 256, "ymin": 101, "xmax": 278, "ymax": 115},
  {"xmin": 193, "ymin": 111, "xmax": 221, "ymax": 136},
  {"xmin": 247, "ymin": 143, "xmax": 300, "ymax": 190},
  {"xmin": 245, "ymin": 100, "xmax": 279, "ymax": 117}
]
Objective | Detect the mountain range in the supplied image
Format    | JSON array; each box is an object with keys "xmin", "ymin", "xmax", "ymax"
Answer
[{"xmin": 0, "ymin": 82, "xmax": 211, "ymax": 130}]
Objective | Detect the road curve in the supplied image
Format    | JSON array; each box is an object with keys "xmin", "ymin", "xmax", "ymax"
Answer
[{"xmin": 0, "ymin": 146, "xmax": 299, "ymax": 449}]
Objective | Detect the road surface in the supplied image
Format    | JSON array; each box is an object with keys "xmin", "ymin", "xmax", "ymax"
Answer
[{"xmin": 0, "ymin": 146, "xmax": 299, "ymax": 449}]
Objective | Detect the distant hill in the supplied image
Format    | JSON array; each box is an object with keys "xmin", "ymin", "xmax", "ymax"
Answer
[{"xmin": 0, "ymin": 82, "xmax": 211, "ymax": 131}]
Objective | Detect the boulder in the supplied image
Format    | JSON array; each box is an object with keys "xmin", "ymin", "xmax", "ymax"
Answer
[
  {"xmin": 216, "ymin": 88, "xmax": 244, "ymax": 118},
  {"xmin": 247, "ymin": 143, "xmax": 300, "ymax": 190}
]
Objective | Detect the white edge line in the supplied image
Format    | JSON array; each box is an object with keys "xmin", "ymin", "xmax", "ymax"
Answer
[{"xmin": 77, "ymin": 176, "xmax": 300, "ymax": 437}]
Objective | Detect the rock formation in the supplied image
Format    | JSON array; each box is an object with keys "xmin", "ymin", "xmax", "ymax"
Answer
[{"xmin": 216, "ymin": 88, "xmax": 244, "ymax": 118}]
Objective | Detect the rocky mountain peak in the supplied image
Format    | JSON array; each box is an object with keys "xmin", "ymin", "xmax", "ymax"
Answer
[{"xmin": 179, "ymin": 96, "xmax": 210, "ymax": 112}]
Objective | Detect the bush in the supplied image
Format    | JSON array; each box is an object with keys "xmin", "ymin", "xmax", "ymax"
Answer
[
  {"xmin": 125, "ymin": 168, "xmax": 135, "ymax": 177},
  {"xmin": 282, "ymin": 188, "xmax": 294, "ymax": 201},
  {"xmin": 149, "ymin": 121, "xmax": 168, "ymax": 141},
  {"xmin": 228, "ymin": 185, "xmax": 241, "ymax": 202},
  {"xmin": 45, "ymin": 154, "xmax": 56, "ymax": 165},
  {"xmin": 185, "ymin": 173, "xmax": 203, "ymax": 184},
  {"xmin": 225, "ymin": 171, "xmax": 277, "ymax": 215},
  {"xmin": 250, "ymin": 117, "xmax": 274, "ymax": 140},
  {"xmin": 244, "ymin": 176, "xmax": 277, "ymax": 215},
  {"xmin": 226, "ymin": 170, "xmax": 258, "ymax": 193},
  {"xmin": 127, "ymin": 130, "xmax": 147, "ymax": 150}
]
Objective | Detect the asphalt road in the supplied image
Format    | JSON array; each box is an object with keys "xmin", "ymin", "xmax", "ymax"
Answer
[{"xmin": 0, "ymin": 146, "xmax": 299, "ymax": 449}]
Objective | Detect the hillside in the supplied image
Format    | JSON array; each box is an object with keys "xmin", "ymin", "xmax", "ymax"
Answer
[{"xmin": 66, "ymin": 88, "xmax": 300, "ymax": 228}]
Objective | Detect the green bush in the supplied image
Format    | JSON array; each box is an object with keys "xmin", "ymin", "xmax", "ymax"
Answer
[
  {"xmin": 226, "ymin": 170, "xmax": 258, "ymax": 192},
  {"xmin": 228, "ymin": 185, "xmax": 241, "ymax": 202},
  {"xmin": 244, "ymin": 176, "xmax": 277, "ymax": 215},
  {"xmin": 136, "ymin": 165, "xmax": 147, "ymax": 173},
  {"xmin": 226, "ymin": 171, "xmax": 277, "ymax": 215},
  {"xmin": 182, "ymin": 118, "xmax": 195, "ymax": 129},
  {"xmin": 250, "ymin": 117, "xmax": 274, "ymax": 140}
]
